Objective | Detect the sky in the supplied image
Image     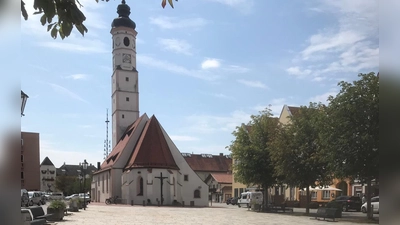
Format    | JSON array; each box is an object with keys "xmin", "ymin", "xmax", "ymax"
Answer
[{"xmin": 18, "ymin": 0, "xmax": 378, "ymax": 168}]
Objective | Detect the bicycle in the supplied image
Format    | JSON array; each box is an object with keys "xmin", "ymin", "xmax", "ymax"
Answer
[{"xmin": 105, "ymin": 196, "xmax": 119, "ymax": 205}]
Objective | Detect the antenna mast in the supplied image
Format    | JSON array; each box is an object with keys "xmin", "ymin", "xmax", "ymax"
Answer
[{"xmin": 104, "ymin": 109, "xmax": 111, "ymax": 159}]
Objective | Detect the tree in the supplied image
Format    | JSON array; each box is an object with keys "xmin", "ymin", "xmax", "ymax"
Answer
[
  {"xmin": 323, "ymin": 72, "xmax": 379, "ymax": 219},
  {"xmin": 228, "ymin": 108, "xmax": 279, "ymax": 210},
  {"xmin": 270, "ymin": 103, "xmax": 331, "ymax": 214},
  {"xmin": 21, "ymin": 0, "xmax": 178, "ymax": 39}
]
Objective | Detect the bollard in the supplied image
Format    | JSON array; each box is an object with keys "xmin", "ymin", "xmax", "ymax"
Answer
[
  {"xmin": 131, "ymin": 200, "xmax": 133, "ymax": 206},
  {"xmin": 143, "ymin": 200, "xmax": 145, "ymax": 206},
  {"xmin": 182, "ymin": 201, "xmax": 185, "ymax": 207}
]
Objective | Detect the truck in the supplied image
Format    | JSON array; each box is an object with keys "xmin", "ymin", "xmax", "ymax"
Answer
[{"xmin": 237, "ymin": 191, "xmax": 263, "ymax": 208}]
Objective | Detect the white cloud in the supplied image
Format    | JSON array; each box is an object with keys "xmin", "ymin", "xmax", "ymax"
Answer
[
  {"xmin": 185, "ymin": 110, "xmax": 252, "ymax": 134},
  {"xmin": 237, "ymin": 79, "xmax": 268, "ymax": 89},
  {"xmin": 137, "ymin": 55, "xmax": 220, "ymax": 81},
  {"xmin": 48, "ymin": 83, "xmax": 88, "ymax": 103},
  {"xmin": 149, "ymin": 16, "xmax": 208, "ymax": 29},
  {"xmin": 201, "ymin": 58, "xmax": 221, "ymax": 69},
  {"xmin": 286, "ymin": 66, "xmax": 312, "ymax": 77},
  {"xmin": 37, "ymin": 39, "xmax": 108, "ymax": 54},
  {"xmin": 65, "ymin": 74, "xmax": 89, "ymax": 80},
  {"xmin": 224, "ymin": 65, "xmax": 250, "ymax": 73},
  {"xmin": 170, "ymin": 135, "xmax": 199, "ymax": 141},
  {"xmin": 309, "ymin": 89, "xmax": 338, "ymax": 104},
  {"xmin": 158, "ymin": 38, "xmax": 192, "ymax": 55},
  {"xmin": 288, "ymin": 0, "xmax": 378, "ymax": 80},
  {"xmin": 212, "ymin": 93, "xmax": 235, "ymax": 100},
  {"xmin": 206, "ymin": 0, "xmax": 255, "ymax": 14}
]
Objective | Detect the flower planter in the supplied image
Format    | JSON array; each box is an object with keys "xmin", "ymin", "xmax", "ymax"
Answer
[
  {"xmin": 69, "ymin": 201, "xmax": 79, "ymax": 212},
  {"xmin": 47, "ymin": 207, "xmax": 64, "ymax": 221}
]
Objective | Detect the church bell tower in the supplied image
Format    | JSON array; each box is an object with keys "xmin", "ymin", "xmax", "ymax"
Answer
[{"xmin": 111, "ymin": 0, "xmax": 139, "ymax": 148}]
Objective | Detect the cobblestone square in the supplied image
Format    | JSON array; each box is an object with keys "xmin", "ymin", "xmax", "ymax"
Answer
[{"xmin": 52, "ymin": 203, "xmax": 375, "ymax": 225}]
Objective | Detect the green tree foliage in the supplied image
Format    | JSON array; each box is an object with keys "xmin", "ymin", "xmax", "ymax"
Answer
[
  {"xmin": 323, "ymin": 72, "xmax": 379, "ymax": 219},
  {"xmin": 229, "ymin": 108, "xmax": 279, "ymax": 209},
  {"xmin": 21, "ymin": 0, "xmax": 178, "ymax": 39},
  {"xmin": 270, "ymin": 103, "xmax": 331, "ymax": 214},
  {"xmin": 55, "ymin": 175, "xmax": 91, "ymax": 196}
]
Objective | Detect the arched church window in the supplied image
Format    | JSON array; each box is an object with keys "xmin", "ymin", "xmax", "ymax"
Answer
[
  {"xmin": 173, "ymin": 177, "xmax": 176, "ymax": 197},
  {"xmin": 194, "ymin": 189, "xmax": 200, "ymax": 198},
  {"xmin": 137, "ymin": 176, "xmax": 143, "ymax": 196}
]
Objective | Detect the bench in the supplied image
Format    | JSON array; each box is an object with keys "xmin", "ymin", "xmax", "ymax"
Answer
[
  {"xmin": 313, "ymin": 208, "xmax": 337, "ymax": 222},
  {"xmin": 29, "ymin": 206, "xmax": 53, "ymax": 221},
  {"xmin": 268, "ymin": 204, "xmax": 294, "ymax": 213}
]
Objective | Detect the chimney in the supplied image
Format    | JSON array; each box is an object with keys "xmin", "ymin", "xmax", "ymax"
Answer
[
  {"xmin": 97, "ymin": 162, "xmax": 101, "ymax": 170},
  {"xmin": 220, "ymin": 153, "xmax": 223, "ymax": 156}
]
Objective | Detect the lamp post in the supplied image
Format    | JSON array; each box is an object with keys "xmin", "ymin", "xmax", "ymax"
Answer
[
  {"xmin": 21, "ymin": 90, "xmax": 29, "ymax": 117},
  {"xmin": 82, "ymin": 159, "xmax": 88, "ymax": 210}
]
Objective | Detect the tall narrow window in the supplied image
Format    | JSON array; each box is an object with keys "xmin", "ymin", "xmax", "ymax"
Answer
[
  {"xmin": 102, "ymin": 175, "xmax": 105, "ymax": 193},
  {"xmin": 184, "ymin": 175, "xmax": 188, "ymax": 181},
  {"xmin": 21, "ymin": 172, "xmax": 24, "ymax": 179},
  {"xmin": 122, "ymin": 114, "xmax": 125, "ymax": 119},
  {"xmin": 173, "ymin": 177, "xmax": 176, "ymax": 196},
  {"xmin": 126, "ymin": 97, "xmax": 129, "ymax": 101},
  {"xmin": 21, "ymin": 155, "xmax": 24, "ymax": 162},
  {"xmin": 137, "ymin": 176, "xmax": 143, "ymax": 196},
  {"xmin": 106, "ymin": 173, "xmax": 109, "ymax": 193},
  {"xmin": 126, "ymin": 77, "xmax": 129, "ymax": 81},
  {"xmin": 194, "ymin": 190, "xmax": 200, "ymax": 198}
]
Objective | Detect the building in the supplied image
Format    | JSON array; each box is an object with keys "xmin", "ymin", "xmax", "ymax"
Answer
[
  {"xmin": 40, "ymin": 157, "xmax": 56, "ymax": 192},
  {"xmin": 21, "ymin": 131, "xmax": 40, "ymax": 191},
  {"xmin": 183, "ymin": 153, "xmax": 232, "ymax": 202},
  {"xmin": 204, "ymin": 173, "xmax": 232, "ymax": 202},
  {"xmin": 91, "ymin": 1, "xmax": 208, "ymax": 207}
]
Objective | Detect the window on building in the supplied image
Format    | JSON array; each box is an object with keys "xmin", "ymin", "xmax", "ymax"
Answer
[
  {"xmin": 21, "ymin": 172, "xmax": 24, "ymax": 179},
  {"xmin": 311, "ymin": 191, "xmax": 317, "ymax": 199},
  {"xmin": 126, "ymin": 77, "xmax": 129, "ymax": 81},
  {"xmin": 322, "ymin": 190, "xmax": 330, "ymax": 199},
  {"xmin": 137, "ymin": 176, "xmax": 143, "ymax": 196},
  {"xmin": 173, "ymin": 177, "xmax": 176, "ymax": 197},
  {"xmin": 126, "ymin": 97, "xmax": 129, "ymax": 101},
  {"xmin": 234, "ymin": 188, "xmax": 239, "ymax": 198},
  {"xmin": 122, "ymin": 114, "xmax": 125, "ymax": 119},
  {"xmin": 21, "ymin": 155, "xmax": 24, "ymax": 162},
  {"xmin": 106, "ymin": 173, "xmax": 109, "ymax": 193},
  {"xmin": 194, "ymin": 190, "xmax": 200, "ymax": 198},
  {"xmin": 98, "ymin": 176, "xmax": 100, "ymax": 186},
  {"xmin": 239, "ymin": 188, "xmax": 244, "ymax": 194},
  {"xmin": 102, "ymin": 175, "xmax": 104, "ymax": 193},
  {"xmin": 184, "ymin": 175, "xmax": 188, "ymax": 181}
]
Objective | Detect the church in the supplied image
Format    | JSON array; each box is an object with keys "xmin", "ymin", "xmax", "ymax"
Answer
[{"xmin": 91, "ymin": 1, "xmax": 209, "ymax": 207}]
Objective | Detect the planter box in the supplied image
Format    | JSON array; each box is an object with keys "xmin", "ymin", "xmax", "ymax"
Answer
[{"xmin": 47, "ymin": 208, "xmax": 65, "ymax": 221}]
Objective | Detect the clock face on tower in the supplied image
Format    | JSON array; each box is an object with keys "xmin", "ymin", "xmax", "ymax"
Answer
[{"xmin": 122, "ymin": 53, "xmax": 131, "ymax": 63}]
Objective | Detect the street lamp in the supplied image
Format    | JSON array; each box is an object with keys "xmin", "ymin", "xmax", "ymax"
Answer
[
  {"xmin": 81, "ymin": 160, "xmax": 88, "ymax": 210},
  {"xmin": 21, "ymin": 90, "xmax": 29, "ymax": 117}
]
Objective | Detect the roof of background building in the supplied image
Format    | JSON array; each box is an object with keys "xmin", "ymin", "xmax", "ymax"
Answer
[
  {"xmin": 56, "ymin": 164, "xmax": 98, "ymax": 177},
  {"xmin": 208, "ymin": 173, "xmax": 232, "ymax": 184},
  {"xmin": 183, "ymin": 153, "xmax": 232, "ymax": 172},
  {"xmin": 41, "ymin": 157, "xmax": 54, "ymax": 166}
]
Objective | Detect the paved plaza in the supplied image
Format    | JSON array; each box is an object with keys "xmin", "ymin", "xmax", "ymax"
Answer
[{"xmin": 42, "ymin": 203, "xmax": 377, "ymax": 225}]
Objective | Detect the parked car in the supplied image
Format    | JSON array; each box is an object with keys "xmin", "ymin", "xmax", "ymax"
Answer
[
  {"xmin": 79, "ymin": 193, "xmax": 91, "ymax": 203},
  {"xmin": 48, "ymin": 192, "xmax": 64, "ymax": 200},
  {"xmin": 65, "ymin": 194, "xmax": 79, "ymax": 200},
  {"xmin": 237, "ymin": 191, "xmax": 263, "ymax": 208},
  {"xmin": 28, "ymin": 191, "xmax": 42, "ymax": 206},
  {"xmin": 39, "ymin": 192, "xmax": 47, "ymax": 204},
  {"xmin": 361, "ymin": 196, "xmax": 379, "ymax": 214},
  {"xmin": 332, "ymin": 195, "xmax": 362, "ymax": 212},
  {"xmin": 21, "ymin": 189, "xmax": 29, "ymax": 207}
]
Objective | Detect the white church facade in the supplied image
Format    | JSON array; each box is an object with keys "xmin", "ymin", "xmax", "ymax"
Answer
[{"xmin": 91, "ymin": 0, "xmax": 208, "ymax": 207}]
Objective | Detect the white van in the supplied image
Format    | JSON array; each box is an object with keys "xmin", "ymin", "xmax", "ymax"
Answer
[{"xmin": 237, "ymin": 191, "xmax": 263, "ymax": 208}]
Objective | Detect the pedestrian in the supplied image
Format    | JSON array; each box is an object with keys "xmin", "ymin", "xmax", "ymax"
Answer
[{"xmin": 362, "ymin": 194, "xmax": 366, "ymax": 204}]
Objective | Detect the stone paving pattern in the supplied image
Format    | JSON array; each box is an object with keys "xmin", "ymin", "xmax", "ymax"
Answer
[{"xmin": 51, "ymin": 203, "xmax": 375, "ymax": 225}]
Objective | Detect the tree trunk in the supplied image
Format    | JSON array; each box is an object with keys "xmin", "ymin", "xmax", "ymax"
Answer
[
  {"xmin": 366, "ymin": 178, "xmax": 373, "ymax": 219},
  {"xmin": 306, "ymin": 186, "xmax": 310, "ymax": 214},
  {"xmin": 263, "ymin": 185, "xmax": 268, "ymax": 211}
]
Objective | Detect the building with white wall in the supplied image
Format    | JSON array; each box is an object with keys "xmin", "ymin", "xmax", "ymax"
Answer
[
  {"xmin": 91, "ymin": 1, "xmax": 208, "ymax": 207},
  {"xmin": 40, "ymin": 157, "xmax": 56, "ymax": 192}
]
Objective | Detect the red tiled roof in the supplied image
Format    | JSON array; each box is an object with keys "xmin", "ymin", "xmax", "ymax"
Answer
[
  {"xmin": 184, "ymin": 154, "xmax": 232, "ymax": 172},
  {"xmin": 124, "ymin": 115, "xmax": 179, "ymax": 170},
  {"xmin": 98, "ymin": 114, "xmax": 146, "ymax": 172},
  {"xmin": 288, "ymin": 106, "xmax": 300, "ymax": 116},
  {"xmin": 210, "ymin": 173, "xmax": 232, "ymax": 184}
]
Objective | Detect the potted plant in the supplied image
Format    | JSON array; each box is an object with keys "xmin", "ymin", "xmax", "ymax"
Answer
[
  {"xmin": 47, "ymin": 200, "xmax": 66, "ymax": 221},
  {"xmin": 326, "ymin": 201, "xmax": 342, "ymax": 218},
  {"xmin": 69, "ymin": 197, "xmax": 79, "ymax": 212}
]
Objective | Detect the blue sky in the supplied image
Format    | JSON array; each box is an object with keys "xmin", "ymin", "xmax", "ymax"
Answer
[{"xmin": 19, "ymin": 0, "xmax": 378, "ymax": 168}]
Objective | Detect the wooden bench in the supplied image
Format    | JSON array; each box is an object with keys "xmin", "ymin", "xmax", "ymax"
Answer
[
  {"xmin": 269, "ymin": 204, "xmax": 294, "ymax": 213},
  {"xmin": 312, "ymin": 208, "xmax": 337, "ymax": 222},
  {"xmin": 29, "ymin": 206, "xmax": 53, "ymax": 221}
]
